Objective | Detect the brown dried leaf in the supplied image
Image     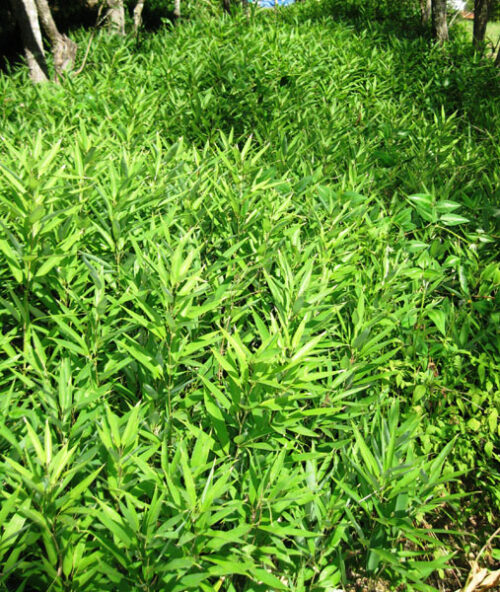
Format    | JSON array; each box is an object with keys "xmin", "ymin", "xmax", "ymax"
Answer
[{"xmin": 463, "ymin": 563, "xmax": 500, "ymax": 592}]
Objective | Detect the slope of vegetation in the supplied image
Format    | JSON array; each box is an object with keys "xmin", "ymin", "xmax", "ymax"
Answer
[
  {"xmin": 459, "ymin": 17, "xmax": 500, "ymax": 46},
  {"xmin": 0, "ymin": 3, "xmax": 499, "ymax": 590}
]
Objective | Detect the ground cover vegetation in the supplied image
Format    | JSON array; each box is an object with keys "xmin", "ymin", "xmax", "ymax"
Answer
[
  {"xmin": 0, "ymin": 1, "xmax": 499, "ymax": 590},
  {"xmin": 461, "ymin": 17, "xmax": 500, "ymax": 50}
]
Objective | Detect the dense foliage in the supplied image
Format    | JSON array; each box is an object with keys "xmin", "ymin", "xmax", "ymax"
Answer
[{"xmin": 0, "ymin": 2, "xmax": 499, "ymax": 591}]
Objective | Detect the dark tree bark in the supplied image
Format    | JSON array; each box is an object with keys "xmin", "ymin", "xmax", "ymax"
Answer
[
  {"xmin": 432, "ymin": 0, "xmax": 448, "ymax": 43},
  {"xmin": 34, "ymin": 0, "xmax": 77, "ymax": 75},
  {"xmin": 9, "ymin": 0, "xmax": 49, "ymax": 82},
  {"xmin": 473, "ymin": 0, "xmax": 492, "ymax": 49}
]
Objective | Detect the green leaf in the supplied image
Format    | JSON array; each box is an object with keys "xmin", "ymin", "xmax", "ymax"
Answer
[
  {"xmin": 436, "ymin": 200, "xmax": 461, "ymax": 213},
  {"xmin": 427, "ymin": 309, "xmax": 446, "ymax": 337},
  {"xmin": 488, "ymin": 409, "xmax": 498, "ymax": 434},
  {"xmin": 180, "ymin": 443, "xmax": 197, "ymax": 511},
  {"xmin": 58, "ymin": 466, "xmax": 103, "ymax": 511},
  {"xmin": 468, "ymin": 418, "xmax": 481, "ymax": 431},
  {"xmin": 200, "ymin": 374, "xmax": 231, "ymax": 410},
  {"xmin": 203, "ymin": 390, "xmax": 230, "ymax": 454},
  {"xmin": 23, "ymin": 419, "xmax": 46, "ymax": 465},
  {"xmin": 407, "ymin": 194, "xmax": 433, "ymax": 208},
  {"xmin": 440, "ymin": 214, "xmax": 469, "ymax": 226},
  {"xmin": 352, "ymin": 426, "xmax": 380, "ymax": 478},
  {"xmin": 121, "ymin": 403, "xmax": 141, "ymax": 448},
  {"xmin": 35, "ymin": 255, "xmax": 63, "ymax": 279},
  {"xmin": 253, "ymin": 568, "xmax": 288, "ymax": 590}
]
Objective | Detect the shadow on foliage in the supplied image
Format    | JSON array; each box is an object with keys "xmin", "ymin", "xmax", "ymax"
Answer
[
  {"xmin": 276, "ymin": 0, "xmax": 500, "ymax": 130},
  {"xmin": 0, "ymin": 0, "xmax": 175, "ymax": 71},
  {"xmin": 130, "ymin": 0, "xmax": 177, "ymax": 30},
  {"xmin": 0, "ymin": 1, "xmax": 100, "ymax": 71}
]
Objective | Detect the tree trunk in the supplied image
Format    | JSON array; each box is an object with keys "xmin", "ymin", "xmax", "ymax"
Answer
[
  {"xmin": 420, "ymin": 0, "xmax": 432, "ymax": 25},
  {"xmin": 106, "ymin": 0, "xmax": 125, "ymax": 35},
  {"xmin": 9, "ymin": 0, "xmax": 49, "ymax": 82},
  {"xmin": 173, "ymin": 0, "xmax": 181, "ymax": 19},
  {"xmin": 473, "ymin": 0, "xmax": 492, "ymax": 49},
  {"xmin": 133, "ymin": 0, "xmax": 146, "ymax": 32},
  {"xmin": 34, "ymin": 0, "xmax": 77, "ymax": 75},
  {"xmin": 432, "ymin": 0, "xmax": 449, "ymax": 43},
  {"xmin": 222, "ymin": 0, "xmax": 231, "ymax": 13}
]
